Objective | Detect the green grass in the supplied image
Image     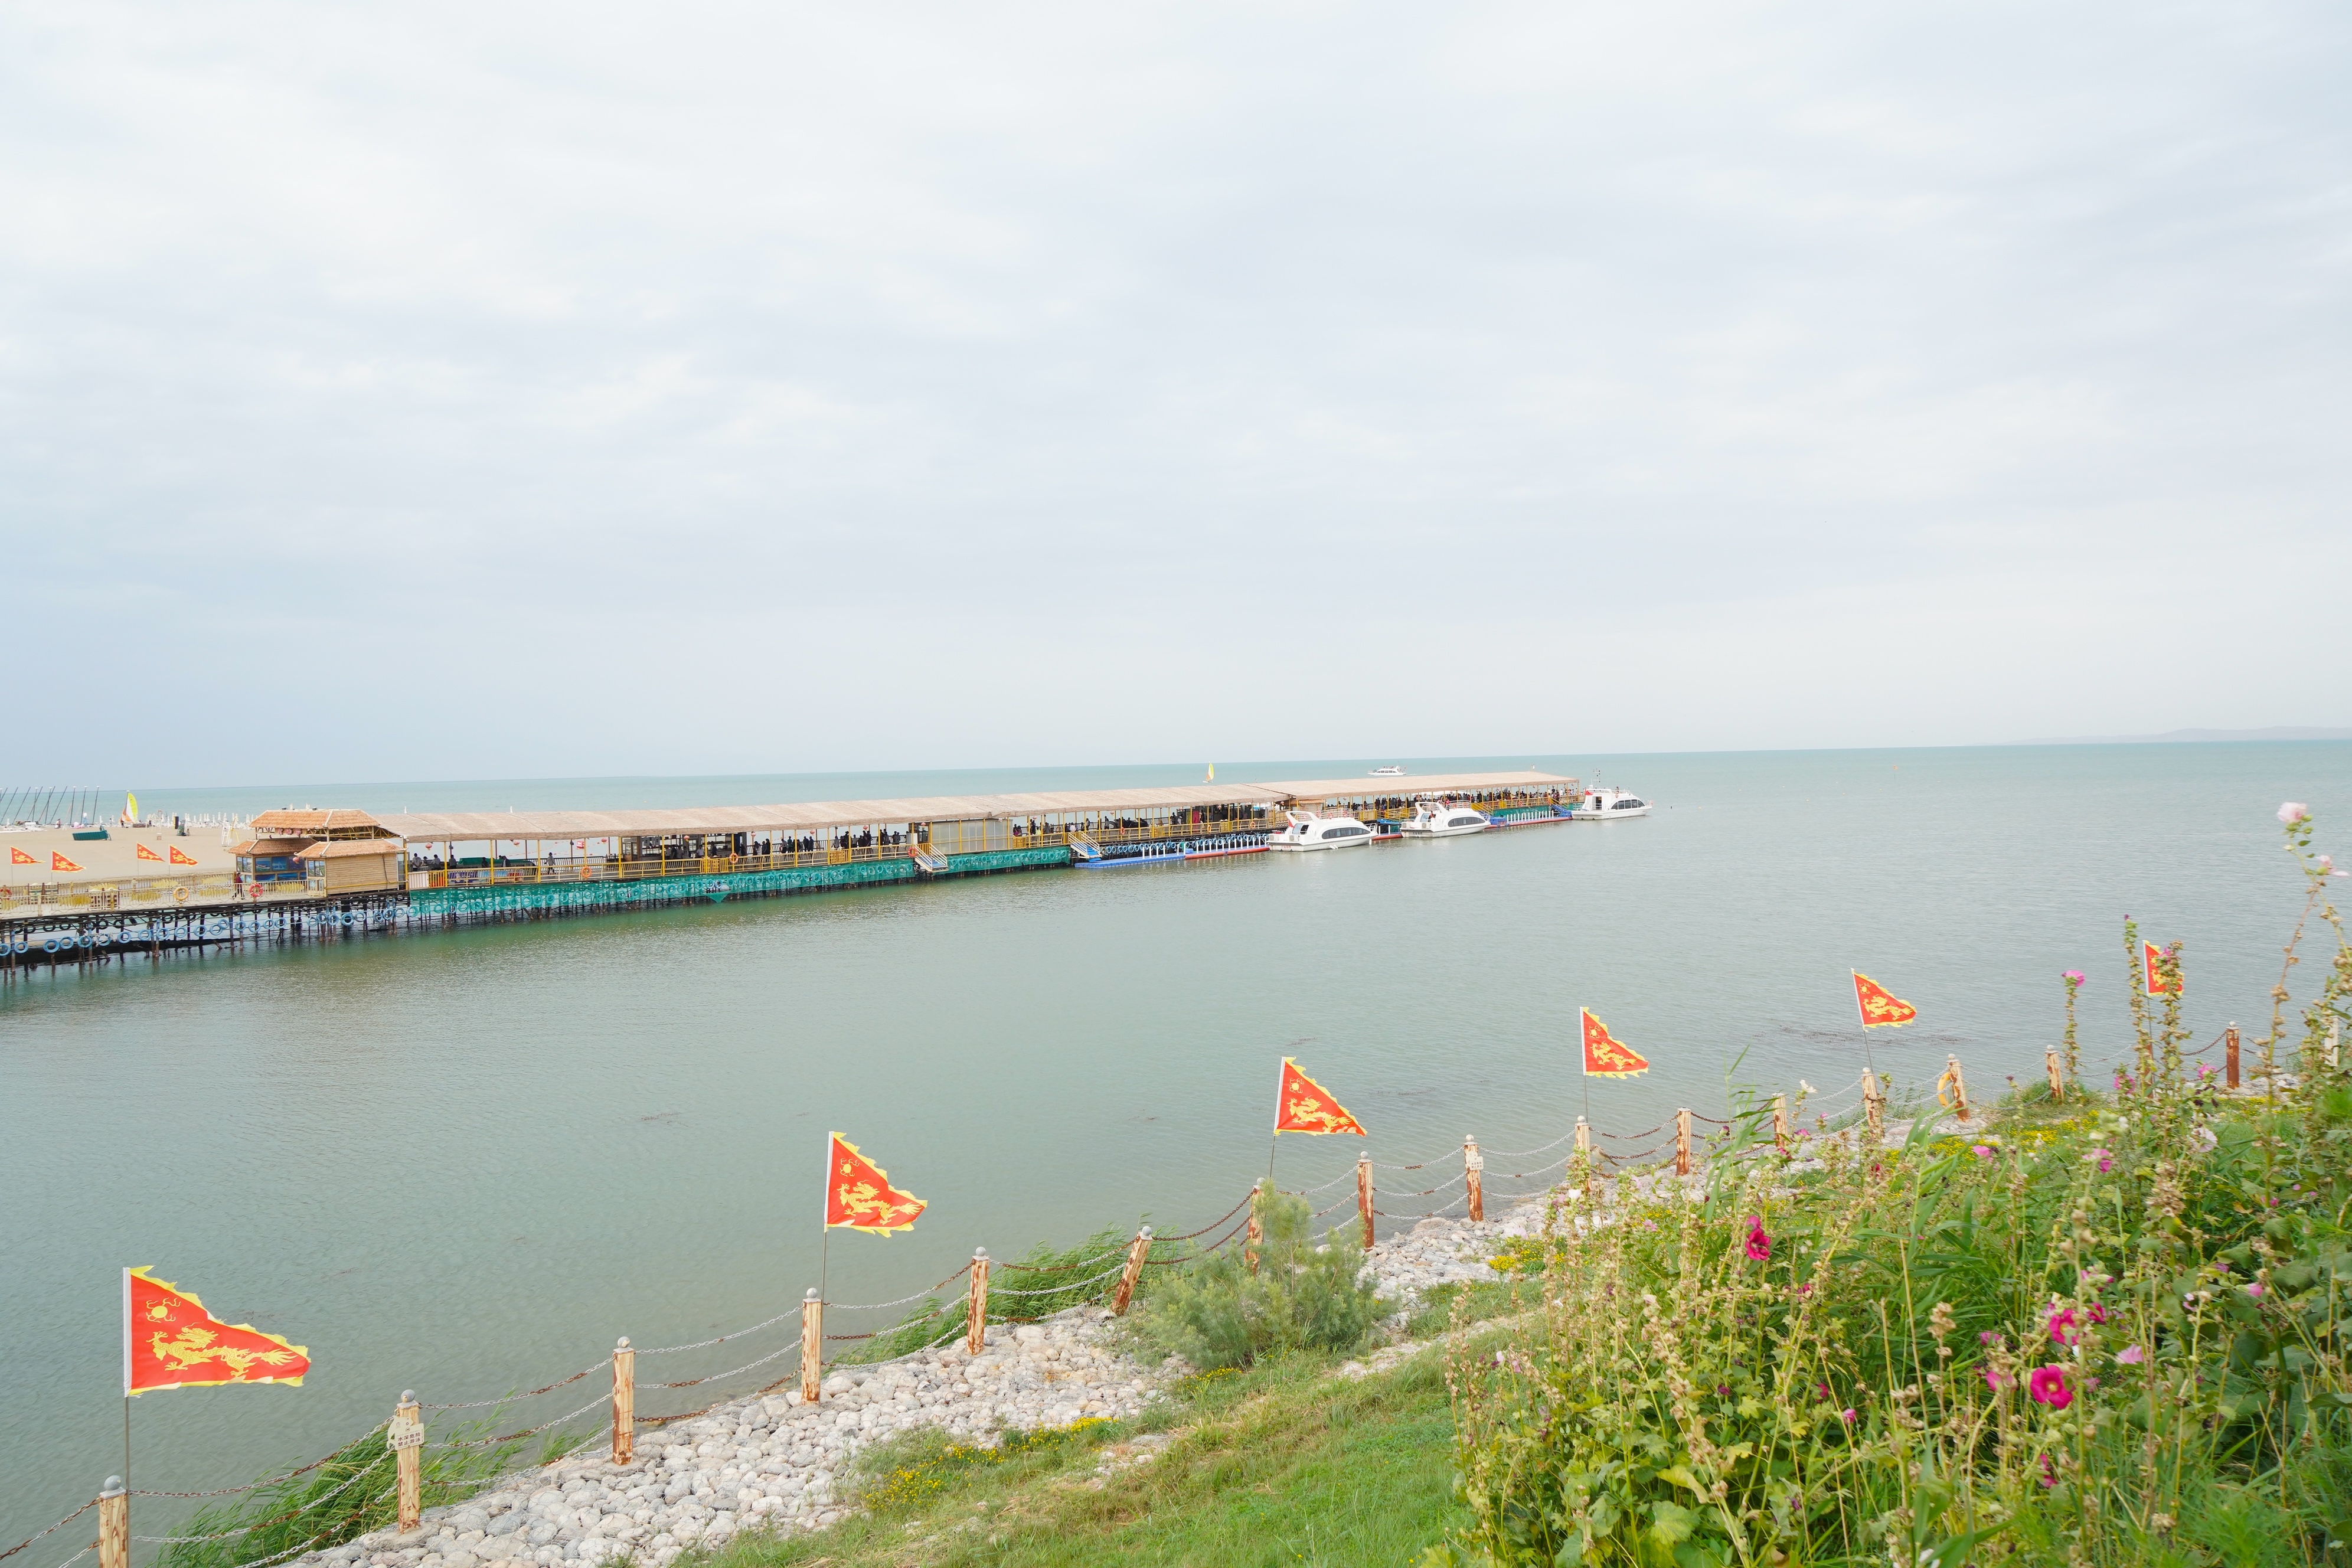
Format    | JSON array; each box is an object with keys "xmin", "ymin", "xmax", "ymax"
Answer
[{"xmin": 693, "ymin": 1344, "xmax": 1485, "ymax": 1568}]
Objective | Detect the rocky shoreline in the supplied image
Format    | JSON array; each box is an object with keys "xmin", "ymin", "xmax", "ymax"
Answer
[{"xmin": 307, "ymin": 1201, "xmax": 1552, "ymax": 1568}]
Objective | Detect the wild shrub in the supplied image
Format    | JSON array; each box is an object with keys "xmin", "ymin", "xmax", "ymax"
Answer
[
  {"xmin": 1431, "ymin": 809, "xmax": 2352, "ymax": 1567},
  {"xmin": 1131, "ymin": 1191, "xmax": 1386, "ymax": 1369}
]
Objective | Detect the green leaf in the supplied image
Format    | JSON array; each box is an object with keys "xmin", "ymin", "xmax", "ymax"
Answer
[
  {"xmin": 1656, "ymin": 1465, "xmax": 1704, "ymax": 1497},
  {"xmin": 1648, "ymin": 1500, "xmax": 1700, "ymax": 1549}
]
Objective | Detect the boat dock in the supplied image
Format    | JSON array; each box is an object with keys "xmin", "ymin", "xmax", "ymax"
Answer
[{"xmin": 0, "ymin": 771, "xmax": 1579, "ymax": 970}]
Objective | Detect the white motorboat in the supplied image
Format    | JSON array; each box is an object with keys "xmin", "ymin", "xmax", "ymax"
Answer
[
  {"xmin": 1400, "ymin": 801, "xmax": 1489, "ymax": 838},
  {"xmin": 1367, "ymin": 765, "xmax": 1406, "ymax": 776},
  {"xmin": 1567, "ymin": 787, "xmax": 1652, "ymax": 820},
  {"xmin": 1268, "ymin": 809, "xmax": 1377, "ymax": 851}
]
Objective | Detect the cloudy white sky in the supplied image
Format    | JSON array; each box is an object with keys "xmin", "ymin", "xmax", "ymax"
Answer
[{"xmin": 3, "ymin": 2, "xmax": 2346, "ymax": 783}]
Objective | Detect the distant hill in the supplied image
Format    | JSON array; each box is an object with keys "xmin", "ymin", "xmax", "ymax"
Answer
[{"xmin": 2024, "ymin": 726, "xmax": 2352, "ymax": 745}]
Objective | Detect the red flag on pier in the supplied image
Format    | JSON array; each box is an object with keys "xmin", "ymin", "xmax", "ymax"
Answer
[
  {"xmin": 1273, "ymin": 1058, "xmax": 1366, "ymax": 1135},
  {"xmin": 2142, "ymin": 941, "xmax": 2175, "ymax": 995},
  {"xmin": 825, "ymin": 1134, "xmax": 927, "ymax": 1234},
  {"xmin": 1853, "ymin": 972, "xmax": 1917, "ymax": 1028},
  {"xmin": 169, "ymin": 845, "xmax": 200, "ymax": 865},
  {"xmin": 136, "ymin": 843, "xmax": 164, "ymax": 862},
  {"xmin": 1579, "ymin": 1010, "xmax": 1650, "ymax": 1077},
  {"xmin": 9, "ymin": 846, "xmax": 32, "ymax": 865},
  {"xmin": 125, "ymin": 1268, "xmax": 309, "ymax": 1395},
  {"xmin": 52, "ymin": 851, "xmax": 82, "ymax": 873}
]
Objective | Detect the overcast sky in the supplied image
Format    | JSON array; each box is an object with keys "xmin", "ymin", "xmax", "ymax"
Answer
[{"xmin": 4, "ymin": 2, "xmax": 2346, "ymax": 785}]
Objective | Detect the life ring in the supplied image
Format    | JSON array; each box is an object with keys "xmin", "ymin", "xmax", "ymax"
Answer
[
  {"xmin": 42, "ymin": 936, "xmax": 61, "ymax": 954},
  {"xmin": 248, "ymin": 882, "xmax": 264, "ymax": 901},
  {"xmin": 95, "ymin": 929, "xmax": 113, "ymax": 947},
  {"xmin": 174, "ymin": 886, "xmax": 191, "ymax": 904}
]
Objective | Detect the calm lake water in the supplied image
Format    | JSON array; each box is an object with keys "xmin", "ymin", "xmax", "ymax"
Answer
[{"xmin": 4, "ymin": 743, "xmax": 2346, "ymax": 1549}]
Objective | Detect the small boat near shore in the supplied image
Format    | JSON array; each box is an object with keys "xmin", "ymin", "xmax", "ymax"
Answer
[
  {"xmin": 1400, "ymin": 801, "xmax": 1490, "ymax": 838},
  {"xmin": 1567, "ymin": 787, "xmax": 1651, "ymax": 820},
  {"xmin": 1268, "ymin": 811, "xmax": 1376, "ymax": 851}
]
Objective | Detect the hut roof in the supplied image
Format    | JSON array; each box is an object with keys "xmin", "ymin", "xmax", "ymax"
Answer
[
  {"xmin": 375, "ymin": 784, "xmax": 1292, "ymax": 841},
  {"xmin": 295, "ymin": 839, "xmax": 407, "ymax": 861},
  {"xmin": 230, "ymin": 838, "xmax": 316, "ymax": 857},
  {"xmin": 1256, "ymin": 770, "xmax": 1579, "ymax": 802},
  {"xmin": 249, "ymin": 809, "xmax": 388, "ymax": 838}
]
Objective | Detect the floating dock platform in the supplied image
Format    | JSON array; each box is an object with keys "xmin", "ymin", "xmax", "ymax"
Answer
[{"xmin": 1, "ymin": 772, "xmax": 1578, "ymax": 971}]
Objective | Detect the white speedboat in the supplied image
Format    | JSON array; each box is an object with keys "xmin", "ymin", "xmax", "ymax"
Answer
[
  {"xmin": 1268, "ymin": 810, "xmax": 1376, "ymax": 851},
  {"xmin": 1400, "ymin": 801, "xmax": 1489, "ymax": 838},
  {"xmin": 1368, "ymin": 765, "xmax": 1406, "ymax": 776},
  {"xmin": 1567, "ymin": 787, "xmax": 1651, "ymax": 820}
]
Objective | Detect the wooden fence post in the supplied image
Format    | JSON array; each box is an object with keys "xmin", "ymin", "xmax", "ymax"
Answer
[
  {"xmin": 98, "ymin": 1479, "xmax": 126, "ymax": 1568},
  {"xmin": 1673, "ymin": 1109, "xmax": 1693, "ymax": 1177},
  {"xmin": 2046, "ymin": 1046, "xmax": 2064, "ymax": 1102},
  {"xmin": 610, "ymin": 1338, "xmax": 635, "ymax": 1465},
  {"xmin": 391, "ymin": 1391, "xmax": 424, "ymax": 1532},
  {"xmin": 963, "ymin": 1249, "xmax": 990, "ymax": 1351},
  {"xmin": 1862, "ymin": 1070, "xmax": 1884, "ymax": 1142},
  {"xmin": 1112, "ymin": 1227, "xmax": 1150, "ymax": 1317},
  {"xmin": 1770, "ymin": 1095, "xmax": 1788, "ymax": 1154},
  {"xmin": 800, "ymin": 1289, "xmax": 822, "ymax": 1402},
  {"xmin": 1464, "ymin": 1136, "xmax": 1484, "ymax": 1223},
  {"xmin": 1357, "ymin": 1153, "xmax": 1375, "ymax": 1250},
  {"xmin": 2226, "ymin": 1023, "xmax": 2240, "ymax": 1089},
  {"xmin": 1245, "ymin": 1181, "xmax": 1263, "ymax": 1275}
]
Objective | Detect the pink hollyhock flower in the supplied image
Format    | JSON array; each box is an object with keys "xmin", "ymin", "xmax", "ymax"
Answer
[
  {"xmin": 2280, "ymin": 802, "xmax": 2310, "ymax": 825},
  {"xmin": 2049, "ymin": 1304, "xmax": 2108, "ymax": 1345},
  {"xmin": 1971, "ymin": 1144, "xmax": 1995, "ymax": 1159},
  {"xmin": 2063, "ymin": 971, "xmax": 2085, "ymax": 985},
  {"xmin": 1744, "ymin": 1216, "xmax": 1772, "ymax": 1262},
  {"xmin": 1841, "ymin": 1407, "xmax": 1857, "ymax": 1424},
  {"xmin": 2039, "ymin": 1455, "xmax": 2058, "ymax": 1488},
  {"xmin": 2086, "ymin": 1148, "xmax": 2113, "ymax": 1174},
  {"xmin": 2246, "ymin": 1282, "xmax": 2264, "ymax": 1298},
  {"xmin": 2115, "ymin": 1345, "xmax": 2144, "ymax": 1365},
  {"xmin": 1984, "ymin": 1365, "xmax": 2010, "ymax": 1391},
  {"xmin": 2029, "ymin": 1366, "xmax": 2072, "ymax": 1409}
]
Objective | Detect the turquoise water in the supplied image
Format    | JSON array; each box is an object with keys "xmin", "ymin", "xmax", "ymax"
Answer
[{"xmin": 4, "ymin": 743, "xmax": 2346, "ymax": 1550}]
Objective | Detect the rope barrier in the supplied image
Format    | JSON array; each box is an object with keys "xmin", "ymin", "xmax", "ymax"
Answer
[
  {"xmin": 637, "ymin": 1309, "xmax": 802, "ymax": 1358},
  {"xmin": 1484, "ymin": 1126, "xmax": 1580, "ymax": 1159},
  {"xmin": 1597, "ymin": 1122, "xmax": 1668, "ymax": 1143},
  {"xmin": 423, "ymin": 1363, "xmax": 604, "ymax": 1411},
  {"xmin": 1291, "ymin": 1168, "xmax": 1358, "ymax": 1194},
  {"xmin": 0, "ymin": 1501, "xmax": 93, "ymax": 1564},
  {"xmin": 132, "ymin": 1442, "xmax": 392, "ymax": 1543},
  {"xmin": 828, "ymin": 1272, "xmax": 968, "ymax": 1314},
  {"xmin": 992, "ymin": 1247, "xmax": 1124, "ymax": 1275},
  {"xmin": 648, "ymin": 1336, "xmax": 801, "ymax": 1392},
  {"xmin": 989, "ymin": 1261, "xmax": 1127, "ymax": 1298},
  {"xmin": 1157, "ymin": 1189, "xmax": 1257, "ymax": 1242},
  {"xmin": 43, "ymin": 1550, "xmax": 90, "ymax": 1568},
  {"xmin": 433, "ymin": 1390, "xmax": 610, "ymax": 1448}
]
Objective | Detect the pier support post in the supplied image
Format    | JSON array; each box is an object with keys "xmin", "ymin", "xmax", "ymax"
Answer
[
  {"xmin": 1357, "ymin": 1154, "xmax": 1375, "ymax": 1250},
  {"xmin": 1770, "ymin": 1095, "xmax": 1788, "ymax": 1155},
  {"xmin": 966, "ymin": 1250, "xmax": 990, "ymax": 1352},
  {"xmin": 1673, "ymin": 1109, "xmax": 1693, "ymax": 1178},
  {"xmin": 610, "ymin": 1339, "xmax": 635, "ymax": 1465},
  {"xmin": 800, "ymin": 1291, "xmax": 822, "ymax": 1402},
  {"xmin": 1464, "ymin": 1138, "xmax": 1484, "ymax": 1223},
  {"xmin": 1861, "ymin": 1070, "xmax": 1884, "ymax": 1142},
  {"xmin": 1111, "ymin": 1229, "xmax": 1150, "ymax": 1317},
  {"xmin": 2226, "ymin": 1023, "xmax": 2240, "ymax": 1089},
  {"xmin": 392, "ymin": 1391, "xmax": 423, "ymax": 1532},
  {"xmin": 98, "ymin": 1479, "xmax": 126, "ymax": 1568},
  {"xmin": 2046, "ymin": 1046, "xmax": 2064, "ymax": 1102},
  {"xmin": 1941, "ymin": 1054, "xmax": 1971, "ymax": 1123},
  {"xmin": 1245, "ymin": 1182, "xmax": 1264, "ymax": 1275}
]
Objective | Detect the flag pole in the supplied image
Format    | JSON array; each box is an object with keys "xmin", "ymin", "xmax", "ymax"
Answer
[
  {"xmin": 818, "ymin": 1134, "xmax": 832, "ymax": 1312},
  {"xmin": 120, "ymin": 1268, "xmax": 132, "ymax": 1497},
  {"xmin": 1851, "ymin": 972, "xmax": 1877, "ymax": 1078}
]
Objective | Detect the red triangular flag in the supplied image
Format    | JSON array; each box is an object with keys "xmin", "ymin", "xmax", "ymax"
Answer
[
  {"xmin": 1580, "ymin": 1009, "xmax": 1651, "ymax": 1077},
  {"xmin": 126, "ymin": 1268, "xmax": 309, "ymax": 1394},
  {"xmin": 1853, "ymin": 972, "xmax": 1917, "ymax": 1028},
  {"xmin": 1273, "ymin": 1058, "xmax": 1366, "ymax": 1135},
  {"xmin": 825, "ymin": 1134, "xmax": 926, "ymax": 1234}
]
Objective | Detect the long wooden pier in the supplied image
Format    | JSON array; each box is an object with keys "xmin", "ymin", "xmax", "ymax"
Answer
[{"xmin": 1, "ymin": 772, "xmax": 1579, "ymax": 974}]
